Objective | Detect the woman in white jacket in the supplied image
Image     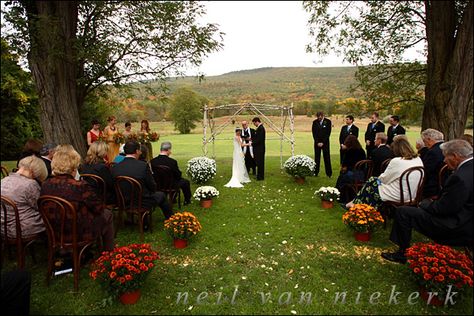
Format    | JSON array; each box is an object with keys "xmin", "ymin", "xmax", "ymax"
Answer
[{"xmin": 346, "ymin": 135, "xmax": 424, "ymax": 209}]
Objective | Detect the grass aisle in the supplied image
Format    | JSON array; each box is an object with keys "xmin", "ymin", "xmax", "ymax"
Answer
[{"xmin": 2, "ymin": 127, "xmax": 473, "ymax": 315}]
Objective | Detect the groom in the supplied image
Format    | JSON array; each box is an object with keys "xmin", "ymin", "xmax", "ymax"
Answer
[
  {"xmin": 241, "ymin": 120, "xmax": 256, "ymax": 175},
  {"xmin": 251, "ymin": 117, "xmax": 266, "ymax": 181}
]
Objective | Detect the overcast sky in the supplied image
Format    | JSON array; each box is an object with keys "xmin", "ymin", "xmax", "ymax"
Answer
[{"xmin": 186, "ymin": 1, "xmax": 351, "ymax": 76}]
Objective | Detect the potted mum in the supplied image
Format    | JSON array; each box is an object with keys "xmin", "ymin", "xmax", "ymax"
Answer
[
  {"xmin": 186, "ymin": 156, "xmax": 217, "ymax": 184},
  {"xmin": 89, "ymin": 243, "xmax": 159, "ymax": 304},
  {"xmin": 405, "ymin": 242, "xmax": 473, "ymax": 306},
  {"xmin": 193, "ymin": 186, "xmax": 220, "ymax": 208},
  {"xmin": 164, "ymin": 212, "xmax": 202, "ymax": 249},
  {"xmin": 283, "ymin": 155, "xmax": 316, "ymax": 184},
  {"xmin": 342, "ymin": 203, "xmax": 384, "ymax": 241},
  {"xmin": 314, "ymin": 186, "xmax": 340, "ymax": 209}
]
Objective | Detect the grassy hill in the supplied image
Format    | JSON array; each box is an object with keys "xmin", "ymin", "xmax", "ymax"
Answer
[{"xmin": 154, "ymin": 66, "xmax": 358, "ymax": 106}]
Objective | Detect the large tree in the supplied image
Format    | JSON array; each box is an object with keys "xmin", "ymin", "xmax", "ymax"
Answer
[
  {"xmin": 2, "ymin": 1, "xmax": 223, "ymax": 155},
  {"xmin": 304, "ymin": 1, "xmax": 473, "ymax": 139}
]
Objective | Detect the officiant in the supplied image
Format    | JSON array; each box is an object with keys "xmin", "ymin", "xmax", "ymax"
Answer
[{"xmin": 241, "ymin": 120, "xmax": 256, "ymax": 175}]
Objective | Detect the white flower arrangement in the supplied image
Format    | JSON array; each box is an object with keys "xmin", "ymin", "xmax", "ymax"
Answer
[
  {"xmin": 314, "ymin": 186, "xmax": 340, "ymax": 202},
  {"xmin": 186, "ymin": 156, "xmax": 217, "ymax": 184},
  {"xmin": 193, "ymin": 186, "xmax": 220, "ymax": 200},
  {"xmin": 283, "ymin": 155, "xmax": 316, "ymax": 178}
]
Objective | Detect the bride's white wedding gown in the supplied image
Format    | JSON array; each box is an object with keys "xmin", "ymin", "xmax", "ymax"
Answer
[{"xmin": 224, "ymin": 136, "xmax": 251, "ymax": 188}]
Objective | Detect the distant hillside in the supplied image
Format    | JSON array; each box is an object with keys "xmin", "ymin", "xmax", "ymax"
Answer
[{"xmin": 158, "ymin": 66, "xmax": 358, "ymax": 105}]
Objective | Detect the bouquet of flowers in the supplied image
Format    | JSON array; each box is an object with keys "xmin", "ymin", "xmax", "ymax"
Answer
[
  {"xmin": 186, "ymin": 156, "xmax": 217, "ymax": 184},
  {"xmin": 314, "ymin": 186, "xmax": 340, "ymax": 202},
  {"xmin": 149, "ymin": 132, "xmax": 160, "ymax": 142},
  {"xmin": 283, "ymin": 155, "xmax": 316, "ymax": 178},
  {"xmin": 114, "ymin": 132, "xmax": 125, "ymax": 144},
  {"xmin": 406, "ymin": 242, "xmax": 473, "ymax": 299},
  {"xmin": 164, "ymin": 212, "xmax": 202, "ymax": 240},
  {"xmin": 89, "ymin": 243, "xmax": 159, "ymax": 296},
  {"xmin": 137, "ymin": 133, "xmax": 149, "ymax": 144},
  {"xmin": 342, "ymin": 203, "xmax": 384, "ymax": 232},
  {"xmin": 97, "ymin": 133, "xmax": 108, "ymax": 142},
  {"xmin": 193, "ymin": 186, "xmax": 220, "ymax": 201}
]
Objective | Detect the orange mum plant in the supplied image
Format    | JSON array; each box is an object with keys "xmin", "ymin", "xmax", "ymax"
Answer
[
  {"xmin": 342, "ymin": 203, "xmax": 384, "ymax": 232},
  {"xmin": 164, "ymin": 211, "xmax": 202, "ymax": 240},
  {"xmin": 89, "ymin": 243, "xmax": 159, "ymax": 296},
  {"xmin": 406, "ymin": 242, "xmax": 473, "ymax": 299}
]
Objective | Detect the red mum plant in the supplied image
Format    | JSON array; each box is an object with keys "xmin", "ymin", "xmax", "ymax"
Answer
[
  {"xmin": 406, "ymin": 242, "xmax": 473, "ymax": 299},
  {"xmin": 90, "ymin": 243, "xmax": 159, "ymax": 296}
]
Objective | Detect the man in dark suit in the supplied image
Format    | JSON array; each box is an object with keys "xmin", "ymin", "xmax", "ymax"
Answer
[
  {"xmin": 251, "ymin": 117, "xmax": 266, "ymax": 181},
  {"xmin": 339, "ymin": 115, "xmax": 359, "ymax": 164},
  {"xmin": 420, "ymin": 128, "xmax": 445, "ymax": 198},
  {"xmin": 111, "ymin": 141, "xmax": 173, "ymax": 220},
  {"xmin": 150, "ymin": 141, "xmax": 191, "ymax": 205},
  {"xmin": 364, "ymin": 112, "xmax": 385, "ymax": 159},
  {"xmin": 312, "ymin": 111, "xmax": 332, "ymax": 177},
  {"xmin": 387, "ymin": 115, "xmax": 406, "ymax": 145},
  {"xmin": 370, "ymin": 132, "xmax": 393, "ymax": 177},
  {"xmin": 241, "ymin": 120, "xmax": 256, "ymax": 175},
  {"xmin": 40, "ymin": 142, "xmax": 57, "ymax": 178},
  {"xmin": 382, "ymin": 139, "xmax": 473, "ymax": 263}
]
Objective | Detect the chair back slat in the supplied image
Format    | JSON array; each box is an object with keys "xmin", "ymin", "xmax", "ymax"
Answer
[
  {"xmin": 1, "ymin": 166, "xmax": 9, "ymax": 178},
  {"xmin": 380, "ymin": 158, "xmax": 392, "ymax": 174},
  {"xmin": 398, "ymin": 166, "xmax": 425, "ymax": 205},
  {"xmin": 354, "ymin": 159, "xmax": 374, "ymax": 182},
  {"xmin": 81, "ymin": 174, "xmax": 107, "ymax": 205},
  {"xmin": 115, "ymin": 176, "xmax": 143, "ymax": 211}
]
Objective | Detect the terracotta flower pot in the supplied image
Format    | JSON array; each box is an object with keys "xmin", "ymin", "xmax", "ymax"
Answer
[
  {"xmin": 294, "ymin": 177, "xmax": 305, "ymax": 184},
  {"xmin": 174, "ymin": 238, "xmax": 188, "ymax": 249},
  {"xmin": 321, "ymin": 200, "xmax": 334, "ymax": 209},
  {"xmin": 119, "ymin": 289, "xmax": 141, "ymax": 305},
  {"xmin": 419, "ymin": 286, "xmax": 444, "ymax": 306},
  {"xmin": 200, "ymin": 199, "xmax": 212, "ymax": 208},
  {"xmin": 354, "ymin": 231, "xmax": 371, "ymax": 242}
]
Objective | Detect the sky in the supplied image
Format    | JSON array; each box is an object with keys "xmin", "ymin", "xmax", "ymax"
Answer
[{"xmin": 186, "ymin": 1, "xmax": 352, "ymax": 77}]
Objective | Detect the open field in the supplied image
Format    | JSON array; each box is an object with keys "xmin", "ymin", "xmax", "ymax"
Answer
[{"xmin": 1, "ymin": 117, "xmax": 472, "ymax": 315}]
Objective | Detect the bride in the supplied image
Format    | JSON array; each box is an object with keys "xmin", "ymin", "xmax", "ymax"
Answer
[{"xmin": 224, "ymin": 128, "xmax": 251, "ymax": 188}]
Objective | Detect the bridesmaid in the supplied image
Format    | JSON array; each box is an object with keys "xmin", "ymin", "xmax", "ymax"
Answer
[
  {"xmin": 87, "ymin": 119, "xmax": 102, "ymax": 147},
  {"xmin": 139, "ymin": 119, "xmax": 153, "ymax": 162},
  {"xmin": 103, "ymin": 116, "xmax": 120, "ymax": 162},
  {"xmin": 123, "ymin": 121, "xmax": 133, "ymax": 140}
]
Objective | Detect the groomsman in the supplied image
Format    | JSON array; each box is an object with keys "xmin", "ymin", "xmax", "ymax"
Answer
[
  {"xmin": 387, "ymin": 115, "xmax": 406, "ymax": 145},
  {"xmin": 364, "ymin": 112, "xmax": 385, "ymax": 159},
  {"xmin": 312, "ymin": 111, "xmax": 332, "ymax": 177},
  {"xmin": 241, "ymin": 120, "xmax": 256, "ymax": 175},
  {"xmin": 339, "ymin": 115, "xmax": 359, "ymax": 164}
]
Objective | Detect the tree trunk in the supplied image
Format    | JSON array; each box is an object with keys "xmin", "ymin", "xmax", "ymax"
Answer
[
  {"xmin": 24, "ymin": 1, "xmax": 87, "ymax": 156},
  {"xmin": 423, "ymin": 1, "xmax": 473, "ymax": 140}
]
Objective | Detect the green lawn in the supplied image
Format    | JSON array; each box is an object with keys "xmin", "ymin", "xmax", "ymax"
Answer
[{"xmin": 1, "ymin": 124, "xmax": 472, "ymax": 315}]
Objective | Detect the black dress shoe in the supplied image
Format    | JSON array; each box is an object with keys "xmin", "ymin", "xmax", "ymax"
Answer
[{"xmin": 381, "ymin": 251, "xmax": 407, "ymax": 264}]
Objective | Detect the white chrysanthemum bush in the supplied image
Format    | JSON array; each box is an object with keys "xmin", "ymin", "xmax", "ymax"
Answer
[
  {"xmin": 186, "ymin": 156, "xmax": 217, "ymax": 184},
  {"xmin": 193, "ymin": 186, "xmax": 220, "ymax": 200},
  {"xmin": 283, "ymin": 155, "xmax": 316, "ymax": 178},
  {"xmin": 314, "ymin": 187, "xmax": 340, "ymax": 202}
]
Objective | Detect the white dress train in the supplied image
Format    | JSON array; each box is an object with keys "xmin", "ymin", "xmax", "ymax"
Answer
[{"xmin": 224, "ymin": 136, "xmax": 251, "ymax": 188}]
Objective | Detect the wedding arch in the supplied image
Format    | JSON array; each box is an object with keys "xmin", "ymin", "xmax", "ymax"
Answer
[{"xmin": 202, "ymin": 102, "xmax": 295, "ymax": 168}]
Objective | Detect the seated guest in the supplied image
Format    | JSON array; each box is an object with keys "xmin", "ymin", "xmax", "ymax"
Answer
[
  {"xmin": 16, "ymin": 139, "xmax": 43, "ymax": 168},
  {"xmin": 41, "ymin": 146, "xmax": 115, "ymax": 251},
  {"xmin": 113, "ymin": 144, "xmax": 126, "ymax": 164},
  {"xmin": 415, "ymin": 138, "xmax": 428, "ymax": 160},
  {"xmin": 150, "ymin": 141, "xmax": 192, "ymax": 205},
  {"xmin": 40, "ymin": 143, "xmax": 57, "ymax": 178},
  {"xmin": 346, "ymin": 135, "xmax": 423, "ymax": 210},
  {"xmin": 370, "ymin": 132, "xmax": 393, "ymax": 177},
  {"xmin": 111, "ymin": 141, "xmax": 173, "ymax": 220},
  {"xmin": 420, "ymin": 128, "xmax": 445, "ymax": 198},
  {"xmin": 79, "ymin": 141, "xmax": 116, "ymax": 205},
  {"xmin": 335, "ymin": 135, "xmax": 366, "ymax": 203},
  {"xmin": 381, "ymin": 139, "xmax": 473, "ymax": 263},
  {"xmin": 1, "ymin": 156, "xmax": 48, "ymax": 238}
]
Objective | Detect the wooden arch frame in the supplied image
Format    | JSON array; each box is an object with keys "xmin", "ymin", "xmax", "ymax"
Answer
[{"xmin": 202, "ymin": 102, "xmax": 295, "ymax": 168}]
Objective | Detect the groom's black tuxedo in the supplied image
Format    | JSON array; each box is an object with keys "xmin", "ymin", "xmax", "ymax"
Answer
[
  {"xmin": 252, "ymin": 124, "xmax": 266, "ymax": 180},
  {"xmin": 241, "ymin": 127, "xmax": 256, "ymax": 174}
]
